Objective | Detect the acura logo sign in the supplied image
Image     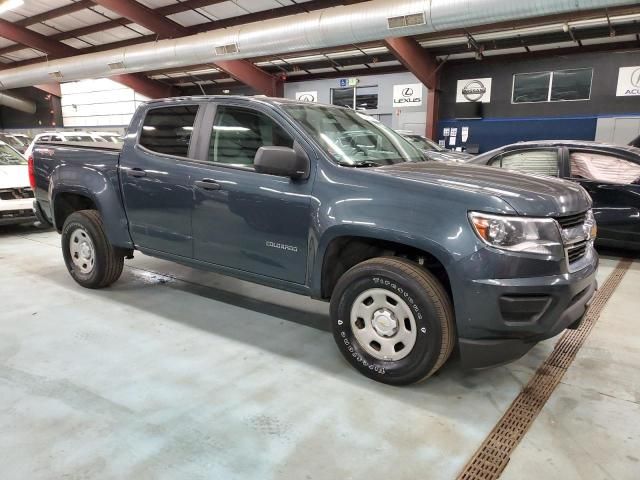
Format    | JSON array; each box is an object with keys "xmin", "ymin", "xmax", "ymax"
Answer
[
  {"xmin": 631, "ymin": 68, "xmax": 640, "ymax": 88},
  {"xmin": 461, "ymin": 80, "xmax": 486, "ymax": 102}
]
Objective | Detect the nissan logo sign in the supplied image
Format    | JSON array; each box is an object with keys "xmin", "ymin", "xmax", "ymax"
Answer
[
  {"xmin": 461, "ymin": 80, "xmax": 486, "ymax": 102},
  {"xmin": 298, "ymin": 93, "xmax": 315, "ymax": 102}
]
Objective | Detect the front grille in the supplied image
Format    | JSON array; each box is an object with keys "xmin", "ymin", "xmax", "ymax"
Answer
[
  {"xmin": 0, "ymin": 187, "xmax": 34, "ymax": 200},
  {"xmin": 555, "ymin": 211, "xmax": 587, "ymax": 229},
  {"xmin": 567, "ymin": 239, "xmax": 588, "ymax": 263}
]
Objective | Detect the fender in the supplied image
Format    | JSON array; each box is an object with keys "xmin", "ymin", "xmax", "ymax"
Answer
[
  {"xmin": 49, "ymin": 164, "xmax": 133, "ymax": 249},
  {"xmin": 309, "ymin": 223, "xmax": 455, "ymax": 299}
]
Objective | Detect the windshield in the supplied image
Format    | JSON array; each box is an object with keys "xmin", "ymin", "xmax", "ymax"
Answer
[
  {"xmin": 405, "ymin": 135, "xmax": 444, "ymax": 152},
  {"xmin": 283, "ymin": 104, "xmax": 424, "ymax": 166},
  {"xmin": 0, "ymin": 144, "xmax": 26, "ymax": 165},
  {"xmin": 0, "ymin": 135, "xmax": 24, "ymax": 149}
]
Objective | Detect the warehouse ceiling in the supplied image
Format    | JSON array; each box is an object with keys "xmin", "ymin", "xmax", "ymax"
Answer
[{"xmin": 0, "ymin": 0, "xmax": 638, "ymax": 96}]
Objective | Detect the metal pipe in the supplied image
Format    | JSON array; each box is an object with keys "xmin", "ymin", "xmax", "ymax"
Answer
[
  {"xmin": 0, "ymin": 92, "xmax": 36, "ymax": 114},
  {"xmin": 0, "ymin": 0, "xmax": 636, "ymax": 90}
]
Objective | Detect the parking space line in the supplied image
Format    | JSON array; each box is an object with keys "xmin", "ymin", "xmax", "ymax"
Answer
[{"xmin": 456, "ymin": 258, "xmax": 633, "ymax": 480}]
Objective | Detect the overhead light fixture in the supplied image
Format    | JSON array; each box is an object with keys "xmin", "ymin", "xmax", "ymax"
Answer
[{"xmin": 0, "ymin": 0, "xmax": 24, "ymax": 15}]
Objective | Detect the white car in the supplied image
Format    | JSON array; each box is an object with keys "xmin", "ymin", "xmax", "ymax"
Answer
[
  {"xmin": 91, "ymin": 131, "xmax": 122, "ymax": 143},
  {"xmin": 23, "ymin": 131, "xmax": 99, "ymax": 159},
  {"xmin": 0, "ymin": 141, "xmax": 35, "ymax": 226}
]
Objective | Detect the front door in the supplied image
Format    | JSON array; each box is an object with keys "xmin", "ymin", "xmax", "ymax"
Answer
[
  {"xmin": 565, "ymin": 148, "xmax": 640, "ymax": 247},
  {"xmin": 119, "ymin": 104, "xmax": 201, "ymax": 257},
  {"xmin": 190, "ymin": 102, "xmax": 313, "ymax": 284}
]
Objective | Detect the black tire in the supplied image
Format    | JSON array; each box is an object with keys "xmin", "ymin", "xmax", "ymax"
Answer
[
  {"xmin": 330, "ymin": 257, "xmax": 455, "ymax": 385},
  {"xmin": 61, "ymin": 209, "xmax": 124, "ymax": 289}
]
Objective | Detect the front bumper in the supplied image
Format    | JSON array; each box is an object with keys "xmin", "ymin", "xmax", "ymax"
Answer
[
  {"xmin": 0, "ymin": 198, "xmax": 35, "ymax": 226},
  {"xmin": 457, "ymin": 251, "xmax": 598, "ymax": 368}
]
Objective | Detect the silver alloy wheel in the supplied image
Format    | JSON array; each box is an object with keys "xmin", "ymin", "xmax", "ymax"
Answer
[
  {"xmin": 350, "ymin": 288, "xmax": 417, "ymax": 361},
  {"xmin": 69, "ymin": 227, "xmax": 96, "ymax": 274}
]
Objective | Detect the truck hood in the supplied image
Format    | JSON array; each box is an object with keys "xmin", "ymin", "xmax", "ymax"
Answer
[
  {"xmin": 0, "ymin": 165, "xmax": 29, "ymax": 189},
  {"xmin": 373, "ymin": 162, "xmax": 590, "ymax": 217}
]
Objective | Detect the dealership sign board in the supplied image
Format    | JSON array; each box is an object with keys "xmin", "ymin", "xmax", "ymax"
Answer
[
  {"xmin": 295, "ymin": 91, "xmax": 318, "ymax": 102},
  {"xmin": 616, "ymin": 67, "xmax": 640, "ymax": 96},
  {"xmin": 456, "ymin": 78, "xmax": 492, "ymax": 103},
  {"xmin": 392, "ymin": 83, "xmax": 423, "ymax": 107}
]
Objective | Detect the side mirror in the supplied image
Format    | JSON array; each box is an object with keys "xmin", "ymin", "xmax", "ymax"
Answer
[{"xmin": 254, "ymin": 145, "xmax": 310, "ymax": 179}]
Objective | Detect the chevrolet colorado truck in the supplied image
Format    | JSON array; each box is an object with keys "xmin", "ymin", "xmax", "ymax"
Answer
[{"xmin": 31, "ymin": 96, "xmax": 598, "ymax": 385}]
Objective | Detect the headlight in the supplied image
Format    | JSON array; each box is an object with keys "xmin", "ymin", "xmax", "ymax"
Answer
[
  {"xmin": 469, "ymin": 211, "xmax": 564, "ymax": 258},
  {"xmin": 584, "ymin": 209, "xmax": 597, "ymax": 240}
]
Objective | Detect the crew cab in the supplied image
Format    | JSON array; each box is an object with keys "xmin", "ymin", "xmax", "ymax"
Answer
[{"xmin": 31, "ymin": 96, "xmax": 598, "ymax": 385}]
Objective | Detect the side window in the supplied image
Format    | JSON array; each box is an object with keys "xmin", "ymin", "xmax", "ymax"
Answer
[
  {"xmin": 51, "ymin": 135, "xmax": 62, "ymax": 142},
  {"xmin": 209, "ymin": 105, "xmax": 293, "ymax": 166},
  {"xmin": 139, "ymin": 105, "xmax": 199, "ymax": 157},
  {"xmin": 569, "ymin": 151, "xmax": 640, "ymax": 185},
  {"xmin": 37, "ymin": 136, "xmax": 50, "ymax": 143},
  {"xmin": 496, "ymin": 149, "xmax": 559, "ymax": 176}
]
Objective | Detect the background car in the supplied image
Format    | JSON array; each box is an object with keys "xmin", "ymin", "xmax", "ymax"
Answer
[
  {"xmin": 0, "ymin": 141, "xmax": 35, "ymax": 227},
  {"xmin": 468, "ymin": 140, "xmax": 640, "ymax": 250},
  {"xmin": 0, "ymin": 133, "xmax": 27, "ymax": 154},
  {"xmin": 397, "ymin": 131, "xmax": 474, "ymax": 162},
  {"xmin": 91, "ymin": 131, "xmax": 122, "ymax": 143},
  {"xmin": 23, "ymin": 131, "xmax": 101, "ymax": 159}
]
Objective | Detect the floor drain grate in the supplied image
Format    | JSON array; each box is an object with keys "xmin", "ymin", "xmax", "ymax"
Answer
[{"xmin": 457, "ymin": 259, "xmax": 632, "ymax": 480}]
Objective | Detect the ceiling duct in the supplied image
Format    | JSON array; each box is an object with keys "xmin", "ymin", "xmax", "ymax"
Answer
[
  {"xmin": 0, "ymin": 91, "xmax": 36, "ymax": 114},
  {"xmin": 0, "ymin": 0, "xmax": 636, "ymax": 90}
]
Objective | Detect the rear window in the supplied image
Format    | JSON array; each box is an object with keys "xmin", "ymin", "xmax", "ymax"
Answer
[
  {"xmin": 63, "ymin": 135, "xmax": 94, "ymax": 142},
  {"xmin": 139, "ymin": 105, "xmax": 199, "ymax": 157}
]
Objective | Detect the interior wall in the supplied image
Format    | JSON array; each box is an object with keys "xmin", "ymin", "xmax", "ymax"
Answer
[
  {"xmin": 0, "ymin": 87, "xmax": 62, "ymax": 130},
  {"xmin": 438, "ymin": 48, "xmax": 640, "ymax": 152},
  {"xmin": 60, "ymin": 78, "xmax": 150, "ymax": 128},
  {"xmin": 283, "ymin": 72, "xmax": 428, "ymax": 133}
]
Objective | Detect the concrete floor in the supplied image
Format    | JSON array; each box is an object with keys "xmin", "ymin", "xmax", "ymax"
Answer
[{"xmin": 0, "ymin": 225, "xmax": 638, "ymax": 480}]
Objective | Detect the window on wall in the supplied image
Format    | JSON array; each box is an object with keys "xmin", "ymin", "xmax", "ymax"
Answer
[
  {"xmin": 331, "ymin": 86, "xmax": 379, "ymax": 110},
  {"xmin": 512, "ymin": 68, "xmax": 592, "ymax": 103}
]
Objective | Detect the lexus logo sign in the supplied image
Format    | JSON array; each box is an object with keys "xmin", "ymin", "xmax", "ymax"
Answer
[
  {"xmin": 295, "ymin": 91, "xmax": 318, "ymax": 102},
  {"xmin": 393, "ymin": 83, "xmax": 423, "ymax": 107},
  {"xmin": 456, "ymin": 77, "xmax": 492, "ymax": 103},
  {"xmin": 616, "ymin": 66, "xmax": 640, "ymax": 96}
]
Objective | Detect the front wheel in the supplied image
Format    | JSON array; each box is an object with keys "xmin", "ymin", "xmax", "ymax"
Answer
[
  {"xmin": 61, "ymin": 210, "xmax": 124, "ymax": 289},
  {"xmin": 330, "ymin": 257, "xmax": 455, "ymax": 385}
]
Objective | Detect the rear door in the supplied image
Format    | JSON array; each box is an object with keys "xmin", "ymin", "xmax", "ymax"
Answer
[
  {"xmin": 564, "ymin": 147, "xmax": 640, "ymax": 247},
  {"xmin": 188, "ymin": 101, "xmax": 314, "ymax": 284},
  {"xmin": 119, "ymin": 103, "xmax": 202, "ymax": 257}
]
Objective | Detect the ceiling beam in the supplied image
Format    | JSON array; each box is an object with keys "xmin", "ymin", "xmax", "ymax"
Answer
[
  {"xmin": 14, "ymin": 0, "xmax": 95, "ymax": 28},
  {"xmin": 91, "ymin": 0, "xmax": 284, "ymax": 95},
  {"xmin": 90, "ymin": 0, "xmax": 188, "ymax": 39},
  {"xmin": 214, "ymin": 60, "xmax": 283, "ymax": 96},
  {"xmin": 384, "ymin": 37, "xmax": 440, "ymax": 90},
  {"xmin": 0, "ymin": 18, "xmax": 173, "ymax": 99}
]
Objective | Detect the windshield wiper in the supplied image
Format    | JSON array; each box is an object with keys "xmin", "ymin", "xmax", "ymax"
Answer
[{"xmin": 336, "ymin": 160, "xmax": 382, "ymax": 168}]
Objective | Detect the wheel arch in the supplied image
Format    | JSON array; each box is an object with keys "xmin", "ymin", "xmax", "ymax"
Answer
[{"xmin": 312, "ymin": 225, "xmax": 455, "ymax": 302}]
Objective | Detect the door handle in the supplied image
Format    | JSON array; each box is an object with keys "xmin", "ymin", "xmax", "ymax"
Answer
[
  {"xmin": 128, "ymin": 168, "xmax": 146, "ymax": 178},
  {"xmin": 194, "ymin": 179, "xmax": 222, "ymax": 191}
]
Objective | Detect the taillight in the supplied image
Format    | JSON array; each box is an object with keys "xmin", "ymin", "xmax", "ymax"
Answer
[{"xmin": 28, "ymin": 155, "xmax": 36, "ymax": 190}]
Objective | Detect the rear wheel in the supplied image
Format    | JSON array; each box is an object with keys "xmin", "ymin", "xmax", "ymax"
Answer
[
  {"xmin": 61, "ymin": 210, "xmax": 124, "ymax": 289},
  {"xmin": 330, "ymin": 257, "xmax": 455, "ymax": 385}
]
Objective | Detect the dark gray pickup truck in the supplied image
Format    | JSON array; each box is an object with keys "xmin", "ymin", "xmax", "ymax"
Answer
[{"xmin": 31, "ymin": 96, "xmax": 598, "ymax": 385}]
